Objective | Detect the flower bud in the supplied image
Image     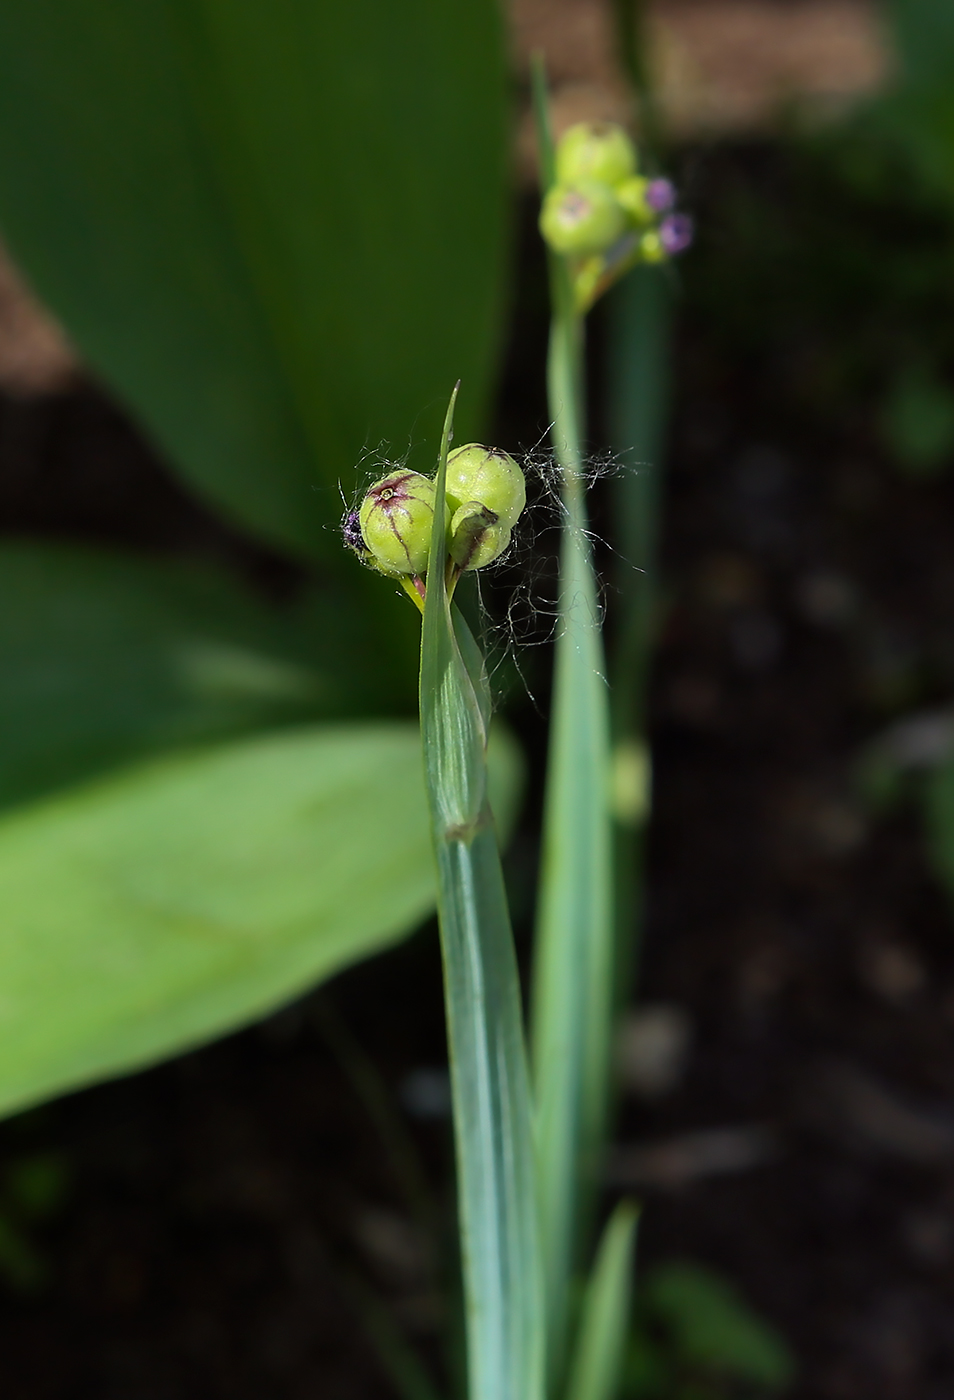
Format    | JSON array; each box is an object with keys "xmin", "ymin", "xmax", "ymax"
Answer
[
  {"xmin": 555, "ymin": 122, "xmax": 636, "ymax": 188},
  {"xmin": 660, "ymin": 213, "xmax": 694, "ymax": 255},
  {"xmin": 446, "ymin": 443, "xmax": 526, "ymax": 530},
  {"xmin": 358, "ymin": 470, "xmax": 443, "ymax": 576},
  {"xmin": 646, "ymin": 178, "xmax": 676, "ymax": 213},
  {"xmin": 449, "ymin": 502, "xmax": 511, "ymax": 572},
  {"xmin": 540, "ymin": 180, "xmax": 625, "ymax": 256}
]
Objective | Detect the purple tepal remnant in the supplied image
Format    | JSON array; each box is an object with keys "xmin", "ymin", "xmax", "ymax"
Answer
[
  {"xmin": 342, "ymin": 509, "xmax": 365, "ymax": 552},
  {"xmin": 660, "ymin": 213, "xmax": 693, "ymax": 256},
  {"xmin": 646, "ymin": 178, "xmax": 676, "ymax": 213}
]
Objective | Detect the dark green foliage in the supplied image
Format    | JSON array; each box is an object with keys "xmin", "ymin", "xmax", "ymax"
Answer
[
  {"xmin": 0, "ymin": 0, "xmax": 509, "ymax": 559},
  {"xmin": 0, "ymin": 544, "xmax": 387, "ymax": 812},
  {"xmin": 0, "ymin": 1, "xmax": 517, "ymax": 1119},
  {"xmin": 624, "ymin": 1261, "xmax": 794, "ymax": 1399}
]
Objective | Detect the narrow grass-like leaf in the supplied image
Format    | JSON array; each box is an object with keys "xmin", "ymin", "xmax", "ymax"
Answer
[
  {"xmin": 420, "ymin": 390, "xmax": 543, "ymax": 1400},
  {"xmin": 529, "ymin": 61, "xmax": 616, "ymax": 1385},
  {"xmin": 565, "ymin": 1203, "xmax": 639, "ymax": 1400}
]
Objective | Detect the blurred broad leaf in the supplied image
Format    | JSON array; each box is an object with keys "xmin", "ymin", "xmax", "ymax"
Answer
[
  {"xmin": 0, "ymin": 721, "xmax": 523, "ymax": 1120},
  {"xmin": 0, "ymin": 0, "xmax": 508, "ymax": 558},
  {"xmin": 0, "ymin": 542, "xmax": 390, "ymax": 811},
  {"xmin": 0, "ymin": 723, "xmax": 430, "ymax": 1118}
]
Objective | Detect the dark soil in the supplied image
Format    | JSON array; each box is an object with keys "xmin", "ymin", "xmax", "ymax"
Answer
[{"xmin": 2, "ymin": 139, "xmax": 954, "ymax": 1399}]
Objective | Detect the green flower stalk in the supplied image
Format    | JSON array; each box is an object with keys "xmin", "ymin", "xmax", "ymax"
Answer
[{"xmin": 530, "ymin": 81, "xmax": 690, "ymax": 1395}]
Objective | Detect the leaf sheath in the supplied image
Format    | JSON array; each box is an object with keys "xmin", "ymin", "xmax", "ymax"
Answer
[{"xmin": 420, "ymin": 391, "xmax": 543, "ymax": 1400}]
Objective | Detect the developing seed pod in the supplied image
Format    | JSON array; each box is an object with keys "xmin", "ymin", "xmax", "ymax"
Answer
[
  {"xmin": 555, "ymin": 121, "xmax": 636, "ymax": 188},
  {"xmin": 449, "ymin": 502, "xmax": 511, "ymax": 572},
  {"xmin": 446, "ymin": 443, "xmax": 526, "ymax": 530},
  {"xmin": 615, "ymin": 175, "xmax": 653, "ymax": 224},
  {"xmin": 539, "ymin": 180, "xmax": 625, "ymax": 257},
  {"xmin": 639, "ymin": 229, "xmax": 665, "ymax": 264},
  {"xmin": 358, "ymin": 470, "xmax": 444, "ymax": 576}
]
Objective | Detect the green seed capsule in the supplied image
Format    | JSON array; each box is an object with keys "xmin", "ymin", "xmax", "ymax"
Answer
[
  {"xmin": 449, "ymin": 502, "xmax": 512, "ymax": 571},
  {"xmin": 555, "ymin": 122, "xmax": 636, "ymax": 188},
  {"xmin": 639, "ymin": 229, "xmax": 665, "ymax": 264},
  {"xmin": 446, "ymin": 443, "xmax": 526, "ymax": 529},
  {"xmin": 539, "ymin": 180, "xmax": 625, "ymax": 256},
  {"xmin": 358, "ymin": 470, "xmax": 443, "ymax": 576},
  {"xmin": 615, "ymin": 175, "xmax": 653, "ymax": 224}
]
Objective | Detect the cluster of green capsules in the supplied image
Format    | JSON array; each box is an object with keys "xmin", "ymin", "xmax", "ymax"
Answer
[
  {"xmin": 539, "ymin": 120, "xmax": 692, "ymax": 311},
  {"xmin": 343, "ymin": 444, "xmax": 526, "ymax": 604}
]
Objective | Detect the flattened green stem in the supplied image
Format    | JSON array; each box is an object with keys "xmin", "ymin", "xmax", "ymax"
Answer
[
  {"xmin": 530, "ymin": 57, "xmax": 615, "ymax": 1392},
  {"xmin": 420, "ymin": 388, "xmax": 543, "ymax": 1400}
]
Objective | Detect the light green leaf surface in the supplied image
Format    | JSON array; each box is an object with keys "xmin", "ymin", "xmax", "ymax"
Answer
[
  {"xmin": 566, "ymin": 1203, "xmax": 639, "ymax": 1400},
  {"xmin": 0, "ymin": 0, "xmax": 508, "ymax": 558},
  {"xmin": 420, "ymin": 391, "xmax": 543, "ymax": 1400},
  {"xmin": 0, "ymin": 543, "xmax": 386, "ymax": 811},
  {"xmin": 0, "ymin": 722, "xmax": 520, "ymax": 1121},
  {"xmin": 530, "ymin": 65, "xmax": 616, "ymax": 1387}
]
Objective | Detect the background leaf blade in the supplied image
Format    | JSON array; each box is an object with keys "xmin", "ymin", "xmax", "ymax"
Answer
[
  {"xmin": 0, "ymin": 0, "xmax": 509, "ymax": 557},
  {"xmin": 0, "ymin": 542, "xmax": 382, "ymax": 810},
  {"xmin": 0, "ymin": 721, "xmax": 516, "ymax": 1119}
]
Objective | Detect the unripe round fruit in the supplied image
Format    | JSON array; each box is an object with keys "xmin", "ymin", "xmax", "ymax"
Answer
[
  {"xmin": 539, "ymin": 180, "xmax": 625, "ymax": 256},
  {"xmin": 450, "ymin": 502, "xmax": 512, "ymax": 571},
  {"xmin": 446, "ymin": 443, "xmax": 526, "ymax": 530},
  {"xmin": 639, "ymin": 230, "xmax": 665, "ymax": 264},
  {"xmin": 555, "ymin": 122, "xmax": 636, "ymax": 188},
  {"xmin": 359, "ymin": 470, "xmax": 443, "ymax": 576},
  {"xmin": 615, "ymin": 175, "xmax": 652, "ymax": 224}
]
